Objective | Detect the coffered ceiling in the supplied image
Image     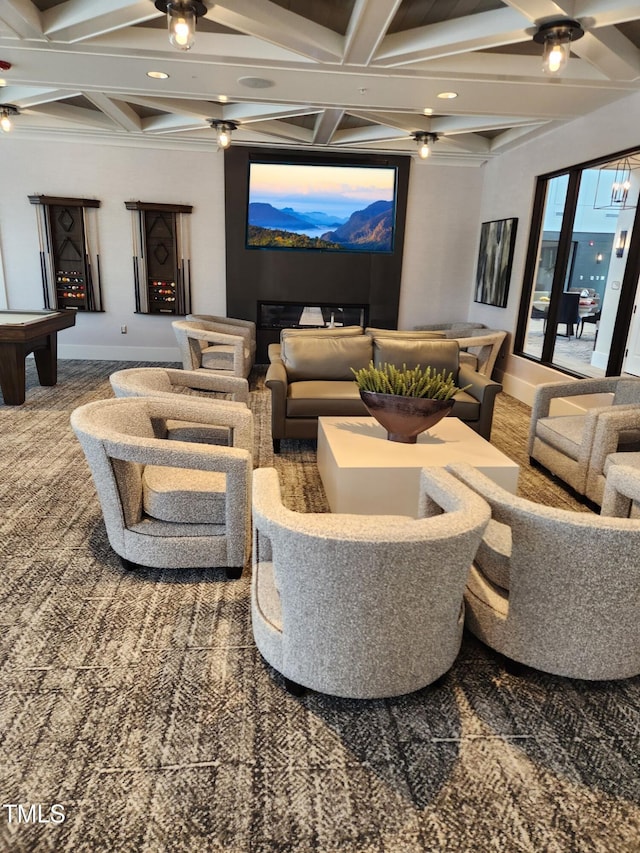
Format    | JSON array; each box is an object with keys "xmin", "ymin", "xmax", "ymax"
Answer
[{"xmin": 0, "ymin": 0, "xmax": 639, "ymax": 163}]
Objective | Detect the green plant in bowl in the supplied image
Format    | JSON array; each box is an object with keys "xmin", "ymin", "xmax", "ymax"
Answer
[
  {"xmin": 351, "ymin": 362, "xmax": 468, "ymax": 443},
  {"xmin": 351, "ymin": 362, "xmax": 465, "ymax": 399}
]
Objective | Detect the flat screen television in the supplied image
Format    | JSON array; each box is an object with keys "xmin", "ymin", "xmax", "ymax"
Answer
[{"xmin": 246, "ymin": 161, "xmax": 398, "ymax": 253}]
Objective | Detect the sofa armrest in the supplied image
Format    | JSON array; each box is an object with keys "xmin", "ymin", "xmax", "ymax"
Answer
[
  {"xmin": 266, "ymin": 357, "xmax": 289, "ymax": 446},
  {"xmin": 268, "ymin": 343, "xmax": 282, "ymax": 362},
  {"xmin": 458, "ymin": 364, "xmax": 502, "ymax": 440}
]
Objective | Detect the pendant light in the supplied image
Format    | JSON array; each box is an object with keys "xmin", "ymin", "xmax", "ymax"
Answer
[
  {"xmin": 533, "ymin": 19, "xmax": 584, "ymax": 75},
  {"xmin": 209, "ymin": 120, "xmax": 238, "ymax": 149},
  {"xmin": 154, "ymin": 1, "xmax": 207, "ymax": 51},
  {"xmin": 413, "ymin": 132, "xmax": 438, "ymax": 159},
  {"xmin": 0, "ymin": 104, "xmax": 19, "ymax": 133}
]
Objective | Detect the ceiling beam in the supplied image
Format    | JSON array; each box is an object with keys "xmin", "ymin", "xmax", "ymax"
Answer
[
  {"xmin": 27, "ymin": 102, "xmax": 115, "ymax": 129},
  {"xmin": 373, "ymin": 7, "xmax": 530, "ymax": 66},
  {"xmin": 436, "ymin": 133, "xmax": 491, "ymax": 155},
  {"xmin": 0, "ymin": 0, "xmax": 44, "ymax": 40},
  {"xmin": 344, "ymin": 110, "xmax": 428, "ymax": 135},
  {"xmin": 432, "ymin": 114, "xmax": 547, "ymax": 135},
  {"xmin": 0, "ymin": 86, "xmax": 80, "ymax": 106},
  {"xmin": 312, "ymin": 109, "xmax": 344, "ymax": 145},
  {"xmin": 42, "ymin": 0, "xmax": 159, "ymax": 44},
  {"xmin": 489, "ymin": 122, "xmax": 551, "ymax": 150},
  {"xmin": 501, "ymin": 0, "xmax": 575, "ymax": 20},
  {"xmin": 224, "ymin": 103, "xmax": 322, "ymax": 123},
  {"xmin": 245, "ymin": 118, "xmax": 314, "ymax": 143},
  {"xmin": 343, "ymin": 0, "xmax": 403, "ymax": 66},
  {"xmin": 332, "ymin": 124, "xmax": 408, "ymax": 145},
  {"xmin": 83, "ymin": 93, "xmax": 142, "ymax": 132},
  {"xmin": 112, "ymin": 94, "xmax": 220, "ymax": 119},
  {"xmin": 577, "ymin": 1, "xmax": 640, "ymax": 26},
  {"xmin": 572, "ymin": 26, "xmax": 640, "ymax": 80},
  {"xmin": 206, "ymin": 0, "xmax": 343, "ymax": 63},
  {"xmin": 142, "ymin": 113, "xmax": 208, "ymax": 133}
]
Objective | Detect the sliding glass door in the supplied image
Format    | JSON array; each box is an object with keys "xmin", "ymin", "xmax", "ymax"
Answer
[{"xmin": 516, "ymin": 150, "xmax": 640, "ymax": 377}]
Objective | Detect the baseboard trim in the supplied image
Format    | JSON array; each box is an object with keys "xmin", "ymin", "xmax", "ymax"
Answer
[{"xmin": 58, "ymin": 344, "xmax": 181, "ymax": 362}]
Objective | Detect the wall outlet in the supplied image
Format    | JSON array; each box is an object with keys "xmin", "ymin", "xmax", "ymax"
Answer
[{"xmin": 120, "ymin": 325, "xmax": 127, "ymax": 334}]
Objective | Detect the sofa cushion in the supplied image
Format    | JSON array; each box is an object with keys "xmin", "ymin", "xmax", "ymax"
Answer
[
  {"xmin": 535, "ymin": 415, "xmax": 585, "ymax": 461},
  {"xmin": 372, "ymin": 337, "xmax": 460, "ymax": 374},
  {"xmin": 281, "ymin": 334, "xmax": 372, "ymax": 381},
  {"xmin": 286, "ymin": 381, "xmax": 367, "ymax": 418}
]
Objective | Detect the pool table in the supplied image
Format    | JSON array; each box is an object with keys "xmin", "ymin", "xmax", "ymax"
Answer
[{"xmin": 0, "ymin": 309, "xmax": 76, "ymax": 405}]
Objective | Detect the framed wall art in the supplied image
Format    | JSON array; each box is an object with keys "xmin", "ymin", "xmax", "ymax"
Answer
[{"xmin": 474, "ymin": 217, "xmax": 518, "ymax": 308}]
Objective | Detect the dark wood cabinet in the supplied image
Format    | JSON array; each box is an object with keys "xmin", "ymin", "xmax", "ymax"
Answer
[
  {"xmin": 29, "ymin": 195, "xmax": 103, "ymax": 312},
  {"xmin": 126, "ymin": 202, "xmax": 192, "ymax": 315}
]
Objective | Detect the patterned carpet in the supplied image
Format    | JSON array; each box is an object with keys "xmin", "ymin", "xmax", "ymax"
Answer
[{"xmin": 1, "ymin": 361, "xmax": 638, "ymax": 852}]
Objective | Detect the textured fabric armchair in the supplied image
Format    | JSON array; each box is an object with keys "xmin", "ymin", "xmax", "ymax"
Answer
[
  {"xmin": 173, "ymin": 315, "xmax": 255, "ymax": 379},
  {"xmin": 187, "ymin": 314, "xmax": 256, "ymax": 364},
  {"xmin": 110, "ymin": 366, "xmax": 249, "ymax": 404},
  {"xmin": 585, "ymin": 406, "xmax": 640, "ymax": 505},
  {"xmin": 251, "ymin": 466, "xmax": 490, "ymax": 698},
  {"xmin": 71, "ymin": 397, "xmax": 253, "ymax": 578},
  {"xmin": 528, "ymin": 376, "xmax": 640, "ymax": 499},
  {"xmin": 448, "ymin": 462, "xmax": 640, "ymax": 680}
]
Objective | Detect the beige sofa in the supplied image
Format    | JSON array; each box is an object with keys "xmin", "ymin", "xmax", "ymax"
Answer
[{"xmin": 265, "ymin": 326, "xmax": 502, "ymax": 452}]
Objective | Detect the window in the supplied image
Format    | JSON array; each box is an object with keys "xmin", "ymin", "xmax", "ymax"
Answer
[{"xmin": 515, "ymin": 149, "xmax": 640, "ymax": 377}]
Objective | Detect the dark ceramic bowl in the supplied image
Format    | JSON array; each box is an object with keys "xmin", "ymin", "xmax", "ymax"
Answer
[{"xmin": 360, "ymin": 390, "xmax": 454, "ymax": 443}]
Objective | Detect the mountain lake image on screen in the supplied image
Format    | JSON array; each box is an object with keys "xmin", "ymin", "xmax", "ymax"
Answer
[{"xmin": 246, "ymin": 161, "xmax": 398, "ymax": 253}]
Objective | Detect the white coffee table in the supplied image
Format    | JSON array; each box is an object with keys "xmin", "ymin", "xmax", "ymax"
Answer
[{"xmin": 317, "ymin": 416, "xmax": 519, "ymax": 516}]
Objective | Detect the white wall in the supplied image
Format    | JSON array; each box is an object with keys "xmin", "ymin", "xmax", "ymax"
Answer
[
  {"xmin": 0, "ymin": 134, "xmax": 485, "ymax": 359},
  {"xmin": 476, "ymin": 90, "xmax": 640, "ymax": 403},
  {"xmin": 398, "ymin": 162, "xmax": 483, "ymax": 328},
  {"xmin": 2, "ymin": 89, "xmax": 638, "ymax": 385},
  {"xmin": 0, "ymin": 137, "xmax": 228, "ymax": 360}
]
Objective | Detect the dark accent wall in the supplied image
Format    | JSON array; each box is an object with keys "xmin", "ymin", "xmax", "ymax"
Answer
[{"xmin": 223, "ymin": 146, "xmax": 411, "ymax": 361}]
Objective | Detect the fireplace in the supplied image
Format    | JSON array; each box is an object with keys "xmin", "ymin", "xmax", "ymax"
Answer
[
  {"xmin": 256, "ymin": 301, "xmax": 369, "ymax": 360},
  {"xmin": 259, "ymin": 301, "xmax": 368, "ymax": 330}
]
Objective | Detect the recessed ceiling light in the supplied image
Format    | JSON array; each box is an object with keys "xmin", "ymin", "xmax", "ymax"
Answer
[
  {"xmin": 0, "ymin": 80, "xmax": 5, "ymax": 88},
  {"xmin": 423, "ymin": 107, "xmax": 433, "ymax": 115},
  {"xmin": 218, "ymin": 95, "xmax": 228, "ymax": 103},
  {"xmin": 147, "ymin": 70, "xmax": 170, "ymax": 80},
  {"xmin": 437, "ymin": 91, "xmax": 458, "ymax": 100},
  {"xmin": 238, "ymin": 76, "xmax": 274, "ymax": 89}
]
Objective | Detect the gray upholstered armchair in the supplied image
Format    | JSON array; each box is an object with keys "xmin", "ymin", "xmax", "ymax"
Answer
[
  {"xmin": 71, "ymin": 396, "xmax": 253, "ymax": 579},
  {"xmin": 187, "ymin": 314, "xmax": 256, "ymax": 364},
  {"xmin": 251, "ymin": 466, "xmax": 490, "ymax": 698},
  {"xmin": 528, "ymin": 376, "xmax": 640, "ymax": 500},
  {"xmin": 110, "ymin": 366, "xmax": 249, "ymax": 404},
  {"xmin": 173, "ymin": 315, "xmax": 255, "ymax": 379},
  {"xmin": 585, "ymin": 407, "xmax": 640, "ymax": 506},
  {"xmin": 449, "ymin": 461, "xmax": 640, "ymax": 680}
]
